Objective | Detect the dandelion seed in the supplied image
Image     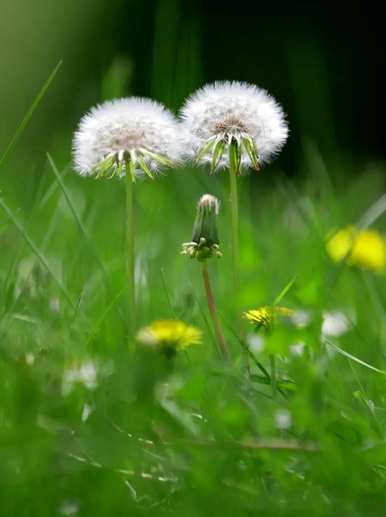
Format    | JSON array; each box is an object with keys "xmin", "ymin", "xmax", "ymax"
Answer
[
  {"xmin": 180, "ymin": 81, "xmax": 288, "ymax": 172},
  {"xmin": 326, "ymin": 226, "xmax": 386, "ymax": 273},
  {"xmin": 136, "ymin": 320, "xmax": 202, "ymax": 357},
  {"xmin": 73, "ymin": 97, "xmax": 181, "ymax": 179}
]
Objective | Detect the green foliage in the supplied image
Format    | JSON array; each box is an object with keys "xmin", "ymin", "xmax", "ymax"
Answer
[{"xmin": 1, "ymin": 15, "xmax": 386, "ymax": 517}]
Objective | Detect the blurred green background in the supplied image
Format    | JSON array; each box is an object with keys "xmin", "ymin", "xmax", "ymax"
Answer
[
  {"xmin": 1, "ymin": 1, "xmax": 386, "ymax": 516},
  {"xmin": 1, "ymin": 0, "xmax": 385, "ymax": 173}
]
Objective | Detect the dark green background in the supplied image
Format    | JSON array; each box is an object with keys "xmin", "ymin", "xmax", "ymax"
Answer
[{"xmin": 1, "ymin": 0, "xmax": 384, "ymax": 172}]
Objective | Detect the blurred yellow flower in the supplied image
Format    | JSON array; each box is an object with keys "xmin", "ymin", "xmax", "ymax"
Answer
[
  {"xmin": 243, "ymin": 306, "xmax": 294, "ymax": 330},
  {"xmin": 326, "ymin": 226, "xmax": 386, "ymax": 273},
  {"xmin": 136, "ymin": 320, "xmax": 202, "ymax": 356}
]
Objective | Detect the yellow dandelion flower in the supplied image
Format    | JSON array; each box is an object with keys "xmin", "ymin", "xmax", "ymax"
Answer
[
  {"xmin": 243, "ymin": 306, "xmax": 294, "ymax": 330},
  {"xmin": 136, "ymin": 320, "xmax": 202, "ymax": 356},
  {"xmin": 326, "ymin": 226, "xmax": 386, "ymax": 273}
]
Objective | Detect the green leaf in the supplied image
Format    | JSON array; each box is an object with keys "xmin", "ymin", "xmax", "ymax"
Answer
[
  {"xmin": 242, "ymin": 136, "xmax": 260, "ymax": 170},
  {"xmin": 139, "ymin": 148, "xmax": 174, "ymax": 168},
  {"xmin": 210, "ymin": 138, "xmax": 225, "ymax": 173},
  {"xmin": 137, "ymin": 155, "xmax": 154, "ymax": 179},
  {"xmin": 195, "ymin": 136, "xmax": 217, "ymax": 164}
]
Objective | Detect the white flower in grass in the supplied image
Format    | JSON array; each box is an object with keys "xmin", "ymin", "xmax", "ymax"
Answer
[
  {"xmin": 322, "ymin": 311, "xmax": 352, "ymax": 338},
  {"xmin": 274, "ymin": 409, "xmax": 292, "ymax": 430},
  {"xmin": 73, "ymin": 98, "xmax": 181, "ymax": 179},
  {"xmin": 180, "ymin": 81, "xmax": 288, "ymax": 172},
  {"xmin": 62, "ymin": 360, "xmax": 98, "ymax": 396}
]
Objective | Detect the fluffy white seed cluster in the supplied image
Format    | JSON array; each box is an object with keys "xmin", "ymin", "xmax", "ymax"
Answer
[
  {"xmin": 180, "ymin": 81, "xmax": 288, "ymax": 170},
  {"xmin": 73, "ymin": 97, "xmax": 181, "ymax": 178}
]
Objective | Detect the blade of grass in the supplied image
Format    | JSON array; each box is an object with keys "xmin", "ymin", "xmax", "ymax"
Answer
[
  {"xmin": 0, "ymin": 196, "xmax": 75, "ymax": 310},
  {"xmin": 0, "ymin": 61, "xmax": 62, "ymax": 170},
  {"xmin": 47, "ymin": 153, "xmax": 111, "ymax": 289},
  {"xmin": 326, "ymin": 339, "xmax": 386, "ymax": 375},
  {"xmin": 273, "ymin": 275, "xmax": 297, "ymax": 306}
]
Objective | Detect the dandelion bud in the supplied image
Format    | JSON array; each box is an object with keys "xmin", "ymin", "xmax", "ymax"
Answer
[{"xmin": 182, "ymin": 194, "xmax": 222, "ymax": 261}]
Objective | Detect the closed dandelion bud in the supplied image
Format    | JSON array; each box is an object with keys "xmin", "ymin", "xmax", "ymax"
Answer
[{"xmin": 182, "ymin": 194, "xmax": 222, "ymax": 261}]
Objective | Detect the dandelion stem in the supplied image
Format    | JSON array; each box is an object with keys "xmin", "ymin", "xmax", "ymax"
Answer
[
  {"xmin": 125, "ymin": 168, "xmax": 136, "ymax": 343},
  {"xmin": 228, "ymin": 158, "xmax": 240, "ymax": 293},
  {"xmin": 201, "ymin": 262, "xmax": 229, "ymax": 360},
  {"xmin": 269, "ymin": 354, "xmax": 277, "ymax": 398}
]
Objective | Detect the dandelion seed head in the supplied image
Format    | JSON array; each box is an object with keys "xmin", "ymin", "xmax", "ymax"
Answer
[
  {"xmin": 180, "ymin": 81, "xmax": 288, "ymax": 170},
  {"xmin": 73, "ymin": 97, "xmax": 181, "ymax": 178}
]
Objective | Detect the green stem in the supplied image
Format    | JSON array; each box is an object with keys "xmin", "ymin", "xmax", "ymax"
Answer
[
  {"xmin": 202, "ymin": 262, "xmax": 229, "ymax": 360},
  {"xmin": 125, "ymin": 169, "xmax": 136, "ymax": 343},
  {"xmin": 269, "ymin": 354, "xmax": 277, "ymax": 398},
  {"xmin": 229, "ymin": 160, "xmax": 240, "ymax": 293}
]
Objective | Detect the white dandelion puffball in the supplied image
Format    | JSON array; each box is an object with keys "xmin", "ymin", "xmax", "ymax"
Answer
[
  {"xmin": 73, "ymin": 97, "xmax": 181, "ymax": 178},
  {"xmin": 180, "ymin": 81, "xmax": 288, "ymax": 171}
]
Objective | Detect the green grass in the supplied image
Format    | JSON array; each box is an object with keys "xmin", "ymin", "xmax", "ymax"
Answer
[{"xmin": 1, "ymin": 68, "xmax": 386, "ymax": 517}]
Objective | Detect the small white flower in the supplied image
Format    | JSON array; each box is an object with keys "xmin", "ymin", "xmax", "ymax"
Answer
[
  {"xmin": 25, "ymin": 353, "xmax": 35, "ymax": 366},
  {"xmin": 62, "ymin": 360, "xmax": 98, "ymax": 396},
  {"xmin": 246, "ymin": 333, "xmax": 264, "ymax": 353},
  {"xmin": 274, "ymin": 409, "xmax": 292, "ymax": 430},
  {"xmin": 289, "ymin": 341, "xmax": 305, "ymax": 357},
  {"xmin": 322, "ymin": 311, "xmax": 352, "ymax": 338},
  {"xmin": 180, "ymin": 81, "xmax": 288, "ymax": 171},
  {"xmin": 59, "ymin": 500, "xmax": 79, "ymax": 516},
  {"xmin": 81, "ymin": 403, "xmax": 94, "ymax": 422},
  {"xmin": 73, "ymin": 97, "xmax": 181, "ymax": 179},
  {"xmin": 290, "ymin": 310, "xmax": 312, "ymax": 329}
]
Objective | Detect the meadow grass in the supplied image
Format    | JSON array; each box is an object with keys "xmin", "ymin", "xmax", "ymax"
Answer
[{"xmin": 1, "ymin": 67, "xmax": 386, "ymax": 517}]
